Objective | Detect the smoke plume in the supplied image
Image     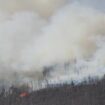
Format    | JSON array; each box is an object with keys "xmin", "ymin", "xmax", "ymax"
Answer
[{"xmin": 0, "ymin": 0, "xmax": 105, "ymax": 88}]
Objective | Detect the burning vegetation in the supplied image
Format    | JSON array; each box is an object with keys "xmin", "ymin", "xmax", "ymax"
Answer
[{"xmin": 0, "ymin": 76, "xmax": 105, "ymax": 105}]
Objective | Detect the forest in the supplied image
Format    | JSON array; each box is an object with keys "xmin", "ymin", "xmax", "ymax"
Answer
[{"xmin": 0, "ymin": 76, "xmax": 105, "ymax": 105}]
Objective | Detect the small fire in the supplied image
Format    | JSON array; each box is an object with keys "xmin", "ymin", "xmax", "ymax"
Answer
[{"xmin": 19, "ymin": 92, "xmax": 29, "ymax": 97}]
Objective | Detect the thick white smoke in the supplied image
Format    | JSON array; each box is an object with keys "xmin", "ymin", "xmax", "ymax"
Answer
[{"xmin": 0, "ymin": 0, "xmax": 104, "ymax": 88}]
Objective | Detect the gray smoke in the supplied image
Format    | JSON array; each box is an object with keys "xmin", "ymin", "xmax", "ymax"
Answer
[{"xmin": 0, "ymin": 0, "xmax": 104, "ymax": 89}]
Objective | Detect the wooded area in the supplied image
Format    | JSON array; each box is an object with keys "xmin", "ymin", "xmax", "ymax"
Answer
[{"xmin": 0, "ymin": 77, "xmax": 105, "ymax": 105}]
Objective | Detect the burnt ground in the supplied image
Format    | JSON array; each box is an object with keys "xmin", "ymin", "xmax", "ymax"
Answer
[{"xmin": 0, "ymin": 77, "xmax": 105, "ymax": 105}]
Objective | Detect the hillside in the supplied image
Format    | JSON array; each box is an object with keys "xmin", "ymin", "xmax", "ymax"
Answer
[{"xmin": 0, "ymin": 77, "xmax": 105, "ymax": 105}]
